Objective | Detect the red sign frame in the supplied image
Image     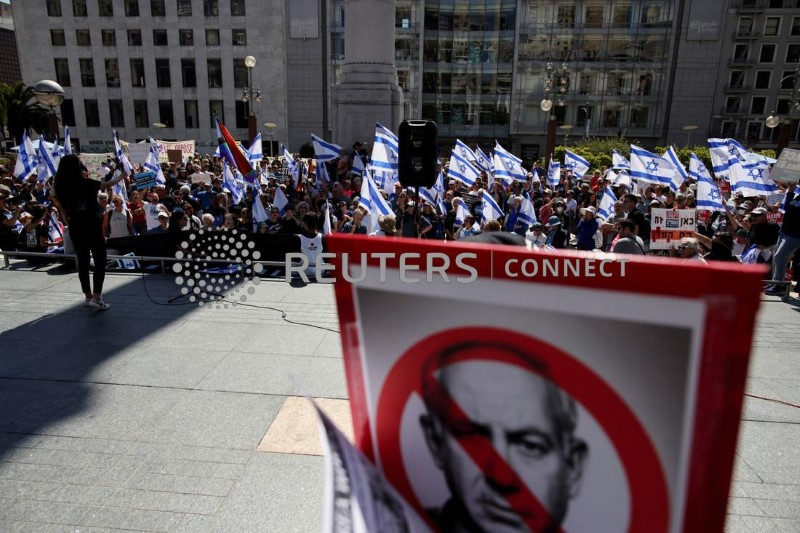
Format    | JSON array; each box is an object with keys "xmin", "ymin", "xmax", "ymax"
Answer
[{"xmin": 327, "ymin": 234, "xmax": 765, "ymax": 533}]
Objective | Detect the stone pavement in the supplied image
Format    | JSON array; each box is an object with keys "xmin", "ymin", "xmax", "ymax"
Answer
[{"xmin": 0, "ymin": 265, "xmax": 797, "ymax": 532}]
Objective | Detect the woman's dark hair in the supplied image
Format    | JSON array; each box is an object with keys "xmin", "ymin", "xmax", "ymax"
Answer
[{"xmin": 53, "ymin": 154, "xmax": 84, "ymax": 214}]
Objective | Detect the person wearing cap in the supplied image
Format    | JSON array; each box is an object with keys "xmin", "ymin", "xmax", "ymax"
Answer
[
  {"xmin": 545, "ymin": 215, "xmax": 568, "ymax": 249},
  {"xmin": 525, "ymin": 222, "xmax": 547, "ymax": 247},
  {"xmin": 746, "ymin": 206, "xmax": 780, "ymax": 256},
  {"xmin": 0, "ymin": 190, "xmax": 23, "ymax": 252},
  {"xmin": 147, "ymin": 211, "xmax": 170, "ymax": 234},
  {"xmin": 576, "ymin": 206, "xmax": 599, "ymax": 250}
]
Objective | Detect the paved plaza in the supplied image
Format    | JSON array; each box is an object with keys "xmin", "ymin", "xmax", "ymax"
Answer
[{"xmin": 0, "ymin": 265, "xmax": 798, "ymax": 532}]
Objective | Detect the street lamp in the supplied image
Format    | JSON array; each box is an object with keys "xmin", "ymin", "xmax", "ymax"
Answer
[
  {"xmin": 33, "ymin": 79, "xmax": 65, "ymax": 142},
  {"xmin": 682, "ymin": 125, "xmax": 698, "ymax": 147},
  {"xmin": 560, "ymin": 124, "xmax": 574, "ymax": 147},
  {"xmin": 263, "ymin": 122, "xmax": 277, "ymax": 158},
  {"xmin": 542, "ymin": 62, "xmax": 570, "ymax": 166},
  {"xmin": 764, "ymin": 65, "xmax": 800, "ymax": 155},
  {"xmin": 242, "ymin": 55, "xmax": 262, "ymax": 144}
]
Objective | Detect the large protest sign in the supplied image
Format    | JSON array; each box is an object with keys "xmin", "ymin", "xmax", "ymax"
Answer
[
  {"xmin": 155, "ymin": 140, "xmax": 195, "ymax": 163},
  {"xmin": 650, "ymin": 208, "xmax": 697, "ymax": 250},
  {"xmin": 326, "ymin": 235, "xmax": 763, "ymax": 533},
  {"xmin": 127, "ymin": 143, "xmax": 154, "ymax": 167},
  {"xmin": 769, "ymin": 147, "xmax": 800, "ymax": 184},
  {"xmin": 134, "ymin": 171, "xmax": 157, "ymax": 190},
  {"xmin": 78, "ymin": 153, "xmax": 114, "ymax": 179}
]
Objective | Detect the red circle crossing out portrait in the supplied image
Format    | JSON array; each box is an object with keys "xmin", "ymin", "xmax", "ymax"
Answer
[{"xmin": 375, "ymin": 326, "xmax": 671, "ymax": 532}]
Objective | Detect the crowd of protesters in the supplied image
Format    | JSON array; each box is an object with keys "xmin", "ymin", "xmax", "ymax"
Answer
[{"xmin": 0, "ymin": 142, "xmax": 798, "ymax": 294}]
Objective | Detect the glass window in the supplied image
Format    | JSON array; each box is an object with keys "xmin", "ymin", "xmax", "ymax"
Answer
[
  {"xmin": 181, "ymin": 59, "xmax": 196, "ymax": 87},
  {"xmin": 153, "ymin": 29, "xmax": 168, "ymax": 46},
  {"xmin": 738, "ymin": 17, "xmax": 753, "ymax": 34},
  {"xmin": 729, "ymin": 70, "xmax": 745, "ymax": 88},
  {"xmin": 233, "ymin": 58, "xmax": 247, "ymax": 88},
  {"xmin": 125, "ymin": 0, "xmax": 139, "ymax": 16},
  {"xmin": 235, "ymin": 100, "xmax": 248, "ymax": 129},
  {"xmin": 746, "ymin": 122, "xmax": 762, "ymax": 141},
  {"xmin": 98, "ymin": 0, "xmax": 113, "ymax": 16},
  {"xmin": 231, "ymin": 0, "xmax": 245, "ymax": 16},
  {"xmin": 102, "ymin": 29, "xmax": 115, "ymax": 46},
  {"xmin": 638, "ymin": 37, "xmax": 666, "ymax": 61},
  {"xmin": 204, "ymin": 0, "xmax": 218, "ymax": 16},
  {"xmin": 128, "ymin": 30, "xmax": 142, "ymax": 46},
  {"xmin": 105, "ymin": 58, "xmax": 120, "ymax": 87},
  {"xmin": 612, "ymin": 3, "xmax": 632, "ymax": 27},
  {"xmin": 585, "ymin": 5, "xmax": 604, "ymax": 28},
  {"xmin": 640, "ymin": 4, "xmax": 666, "ymax": 26},
  {"xmin": 85, "ymin": 99, "xmax": 100, "ymax": 127},
  {"xmin": 155, "ymin": 58, "xmax": 171, "ymax": 87},
  {"xmin": 630, "ymin": 106, "xmax": 649, "ymax": 128},
  {"xmin": 232, "ymin": 29, "xmax": 247, "ymax": 46},
  {"xmin": 109, "ymin": 99, "xmax": 124, "ymax": 127},
  {"xmin": 726, "ymin": 96, "xmax": 740, "ymax": 112},
  {"xmin": 733, "ymin": 44, "xmax": 749, "ymax": 61},
  {"xmin": 179, "ymin": 29, "xmax": 194, "ymax": 46},
  {"xmin": 792, "ymin": 17, "xmax": 800, "ymax": 36},
  {"xmin": 759, "ymin": 44, "xmax": 775, "ymax": 63},
  {"xmin": 603, "ymin": 107, "xmax": 620, "ymax": 127},
  {"xmin": 159, "ymin": 100, "xmax": 174, "ymax": 128},
  {"xmin": 209, "ymin": 100, "xmax": 224, "ymax": 127},
  {"xmin": 755, "ymin": 71, "xmax": 771, "ymax": 89},
  {"xmin": 134, "ymin": 100, "xmax": 149, "ymax": 128},
  {"xmin": 787, "ymin": 44, "xmax": 800, "ymax": 63},
  {"xmin": 185, "ymin": 100, "xmax": 199, "ymax": 128},
  {"xmin": 776, "ymin": 98, "xmax": 791, "ymax": 114},
  {"xmin": 76, "ymin": 29, "xmax": 91, "ymax": 46},
  {"xmin": 131, "ymin": 59, "xmax": 145, "ymax": 87},
  {"xmin": 721, "ymin": 121, "xmax": 736, "ymax": 138},
  {"xmin": 54, "ymin": 58, "xmax": 71, "ymax": 87},
  {"xmin": 557, "ymin": 5, "xmax": 575, "ymax": 28},
  {"xmin": 79, "ymin": 59, "xmax": 95, "ymax": 87},
  {"xmin": 73, "ymin": 0, "xmax": 87, "ymax": 17},
  {"xmin": 206, "ymin": 29, "xmax": 220, "ymax": 46},
  {"xmin": 751, "ymin": 96, "xmax": 766, "ymax": 115},
  {"xmin": 764, "ymin": 17, "xmax": 780, "ymax": 36},
  {"xmin": 151, "ymin": 0, "xmax": 166, "ymax": 16},
  {"xmin": 51, "ymin": 30, "xmax": 66, "ymax": 46},
  {"xmin": 177, "ymin": 0, "xmax": 191, "ymax": 16},
  {"xmin": 782, "ymin": 71, "xmax": 796, "ymax": 89},
  {"xmin": 47, "ymin": 0, "xmax": 63, "ymax": 16},
  {"xmin": 61, "ymin": 99, "xmax": 75, "ymax": 127},
  {"xmin": 208, "ymin": 59, "xmax": 222, "ymax": 88}
]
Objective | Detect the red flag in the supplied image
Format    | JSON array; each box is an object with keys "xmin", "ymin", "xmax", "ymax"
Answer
[{"xmin": 215, "ymin": 117, "xmax": 257, "ymax": 183}]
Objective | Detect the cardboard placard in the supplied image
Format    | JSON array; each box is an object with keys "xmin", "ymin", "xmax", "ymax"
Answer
[
  {"xmin": 769, "ymin": 147, "xmax": 800, "ymax": 184},
  {"xmin": 167, "ymin": 150, "xmax": 184, "ymax": 164},
  {"xmin": 134, "ymin": 171, "xmax": 157, "ymax": 190},
  {"xmin": 326, "ymin": 235, "xmax": 764, "ymax": 533},
  {"xmin": 650, "ymin": 208, "xmax": 697, "ymax": 250}
]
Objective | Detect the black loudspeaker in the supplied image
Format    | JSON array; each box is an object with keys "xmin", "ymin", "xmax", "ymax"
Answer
[{"xmin": 398, "ymin": 120, "xmax": 438, "ymax": 188}]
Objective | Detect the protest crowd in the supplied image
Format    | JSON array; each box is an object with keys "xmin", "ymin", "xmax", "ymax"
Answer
[{"xmin": 1, "ymin": 124, "xmax": 799, "ymax": 296}]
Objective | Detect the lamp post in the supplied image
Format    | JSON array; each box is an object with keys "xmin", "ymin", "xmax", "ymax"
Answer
[
  {"xmin": 682, "ymin": 125, "xmax": 698, "ymax": 147},
  {"xmin": 263, "ymin": 122, "xmax": 277, "ymax": 158},
  {"xmin": 560, "ymin": 124, "xmax": 574, "ymax": 147},
  {"xmin": 765, "ymin": 65, "xmax": 800, "ymax": 156},
  {"xmin": 242, "ymin": 55, "xmax": 261, "ymax": 145},
  {"xmin": 32, "ymin": 80, "xmax": 65, "ymax": 142},
  {"xmin": 541, "ymin": 62, "xmax": 570, "ymax": 162}
]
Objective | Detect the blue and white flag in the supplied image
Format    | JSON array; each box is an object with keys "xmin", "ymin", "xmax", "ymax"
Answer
[
  {"xmin": 547, "ymin": 156, "xmax": 561, "ymax": 187},
  {"xmin": 113, "ymin": 130, "xmax": 134, "ymax": 174},
  {"xmin": 116, "ymin": 252, "xmax": 141, "ymax": 270},
  {"xmin": 450, "ymin": 149, "xmax": 480, "ymax": 187},
  {"xmin": 13, "ymin": 131, "xmax": 37, "ymax": 181},
  {"xmin": 728, "ymin": 156, "xmax": 779, "ymax": 197},
  {"xmin": 454, "ymin": 200, "xmax": 469, "ymax": 228},
  {"xmin": 474, "ymin": 146, "xmax": 493, "ymax": 174},
  {"xmin": 247, "ymin": 133, "xmax": 263, "ymax": 163},
  {"xmin": 37, "ymin": 136, "xmax": 59, "ymax": 183},
  {"xmin": 708, "ymin": 138, "xmax": 750, "ymax": 179},
  {"xmin": 48, "ymin": 212, "xmax": 63, "ymax": 243},
  {"xmin": 63, "ymin": 126, "xmax": 73, "ymax": 155},
  {"xmin": 316, "ymin": 159, "xmax": 331, "ymax": 184},
  {"xmin": 612, "ymin": 170, "xmax": 632, "ymax": 190},
  {"xmin": 351, "ymin": 153, "xmax": 365, "ymax": 176},
  {"xmin": 311, "ymin": 134, "xmax": 341, "ymax": 162},
  {"xmin": 690, "ymin": 153, "xmax": 725, "ymax": 212},
  {"xmin": 419, "ymin": 169, "xmax": 447, "ymax": 214},
  {"xmin": 251, "ymin": 188, "xmax": 270, "ymax": 231},
  {"xmin": 597, "ymin": 186, "xmax": 617, "ymax": 221},
  {"xmin": 480, "ymin": 189, "xmax": 504, "ymax": 222},
  {"xmin": 454, "ymin": 139, "xmax": 478, "ymax": 164},
  {"xmin": 371, "ymin": 123, "xmax": 400, "ymax": 193},
  {"xmin": 51, "ymin": 139, "xmax": 64, "ymax": 159},
  {"xmin": 359, "ymin": 169, "xmax": 393, "ymax": 233},
  {"xmin": 493, "ymin": 142, "xmax": 526, "ymax": 182},
  {"xmin": 612, "ymin": 149, "xmax": 630, "ymax": 171},
  {"xmin": 630, "ymin": 144, "xmax": 676, "ymax": 186},
  {"xmin": 281, "ymin": 145, "xmax": 298, "ymax": 179},
  {"xmin": 518, "ymin": 197, "xmax": 538, "ymax": 226},
  {"xmin": 662, "ymin": 146, "xmax": 688, "ymax": 191},
  {"xmin": 273, "ymin": 186, "xmax": 289, "ymax": 215},
  {"xmin": 564, "ymin": 149, "xmax": 590, "ymax": 179},
  {"xmin": 143, "ymin": 151, "xmax": 166, "ymax": 185},
  {"xmin": 222, "ymin": 162, "xmax": 244, "ymax": 205}
]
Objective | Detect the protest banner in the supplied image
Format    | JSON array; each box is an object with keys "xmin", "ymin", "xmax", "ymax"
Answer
[
  {"xmin": 326, "ymin": 234, "xmax": 764, "ymax": 533},
  {"xmin": 650, "ymin": 208, "xmax": 697, "ymax": 250},
  {"xmin": 78, "ymin": 153, "xmax": 114, "ymax": 179},
  {"xmin": 154, "ymin": 140, "xmax": 195, "ymax": 163},
  {"xmin": 134, "ymin": 171, "xmax": 157, "ymax": 190},
  {"xmin": 769, "ymin": 147, "xmax": 800, "ymax": 184}
]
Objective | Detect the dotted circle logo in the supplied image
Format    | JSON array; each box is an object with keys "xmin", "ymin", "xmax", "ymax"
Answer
[{"xmin": 172, "ymin": 229, "xmax": 264, "ymax": 309}]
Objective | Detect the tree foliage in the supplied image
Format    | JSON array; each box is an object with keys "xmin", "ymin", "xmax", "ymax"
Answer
[{"xmin": 0, "ymin": 82, "xmax": 50, "ymax": 144}]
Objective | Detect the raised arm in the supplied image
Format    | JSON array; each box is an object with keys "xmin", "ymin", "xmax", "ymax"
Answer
[{"xmin": 98, "ymin": 168, "xmax": 128, "ymax": 191}]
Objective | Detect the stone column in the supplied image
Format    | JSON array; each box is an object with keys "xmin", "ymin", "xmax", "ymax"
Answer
[{"xmin": 333, "ymin": 0, "xmax": 403, "ymax": 148}]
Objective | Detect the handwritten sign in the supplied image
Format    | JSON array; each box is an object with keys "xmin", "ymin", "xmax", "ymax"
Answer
[
  {"xmin": 650, "ymin": 208, "xmax": 697, "ymax": 249},
  {"xmin": 769, "ymin": 147, "xmax": 800, "ymax": 184}
]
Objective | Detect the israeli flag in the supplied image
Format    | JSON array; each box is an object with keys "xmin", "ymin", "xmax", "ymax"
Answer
[
  {"xmin": 690, "ymin": 153, "xmax": 725, "ymax": 212},
  {"xmin": 14, "ymin": 131, "xmax": 38, "ymax": 181},
  {"xmin": 612, "ymin": 149, "xmax": 630, "ymax": 171},
  {"xmin": 63, "ymin": 126, "xmax": 73, "ymax": 155},
  {"xmin": 247, "ymin": 133, "xmax": 263, "ymax": 163},
  {"xmin": 449, "ymin": 150, "xmax": 480, "ymax": 187},
  {"xmin": 480, "ymin": 189, "xmax": 504, "ymax": 222},
  {"xmin": 51, "ymin": 139, "xmax": 64, "ymax": 159},
  {"xmin": 48, "ymin": 212, "xmax": 64, "ymax": 243},
  {"xmin": 662, "ymin": 146, "xmax": 688, "ymax": 191},
  {"xmin": 251, "ymin": 187, "xmax": 270, "ymax": 230},
  {"xmin": 113, "ymin": 130, "xmax": 134, "ymax": 174},
  {"xmin": 322, "ymin": 202, "xmax": 334, "ymax": 235},
  {"xmin": 311, "ymin": 134, "xmax": 341, "ymax": 162},
  {"xmin": 116, "ymin": 252, "xmax": 141, "ymax": 270},
  {"xmin": 728, "ymin": 156, "xmax": 779, "ymax": 197},
  {"xmin": 143, "ymin": 151, "xmax": 166, "ymax": 185},
  {"xmin": 708, "ymin": 138, "xmax": 750, "ymax": 179},
  {"xmin": 112, "ymin": 172, "xmax": 129, "ymax": 203},
  {"xmin": 597, "ymin": 186, "xmax": 617, "ymax": 221},
  {"xmin": 612, "ymin": 170, "xmax": 632, "ymax": 189},
  {"xmin": 418, "ymin": 186, "xmax": 437, "ymax": 207},
  {"xmin": 273, "ymin": 186, "xmax": 289, "ymax": 216},
  {"xmin": 474, "ymin": 146, "xmax": 493, "ymax": 174},
  {"xmin": 282, "ymin": 145, "xmax": 298, "ymax": 179},
  {"xmin": 630, "ymin": 144, "xmax": 676, "ymax": 186},
  {"xmin": 564, "ymin": 150, "xmax": 590, "ymax": 179},
  {"xmin": 37, "ymin": 137, "xmax": 59, "ymax": 183},
  {"xmin": 222, "ymin": 162, "xmax": 244, "ymax": 205},
  {"xmin": 351, "ymin": 153, "xmax": 365, "ymax": 176},
  {"xmin": 493, "ymin": 142, "xmax": 526, "ymax": 182},
  {"xmin": 455, "ymin": 139, "xmax": 478, "ymax": 164},
  {"xmin": 518, "ymin": 197, "xmax": 538, "ymax": 226},
  {"xmin": 316, "ymin": 158, "xmax": 331, "ymax": 184},
  {"xmin": 371, "ymin": 123, "xmax": 400, "ymax": 192},
  {"xmin": 422, "ymin": 169, "xmax": 447, "ymax": 214},
  {"xmin": 454, "ymin": 200, "xmax": 469, "ymax": 228},
  {"xmin": 359, "ymin": 169, "xmax": 393, "ymax": 234},
  {"xmin": 547, "ymin": 156, "xmax": 561, "ymax": 187}
]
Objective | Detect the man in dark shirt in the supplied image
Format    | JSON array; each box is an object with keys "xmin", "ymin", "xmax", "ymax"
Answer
[
  {"xmin": 747, "ymin": 207, "xmax": 780, "ymax": 249},
  {"xmin": 623, "ymin": 194, "xmax": 650, "ymax": 249},
  {"xmin": 767, "ymin": 182, "xmax": 800, "ymax": 294}
]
